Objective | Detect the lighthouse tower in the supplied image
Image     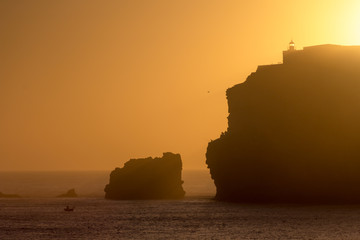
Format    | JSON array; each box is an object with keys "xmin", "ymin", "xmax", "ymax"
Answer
[
  {"xmin": 283, "ymin": 40, "xmax": 297, "ymax": 63},
  {"xmin": 289, "ymin": 40, "xmax": 295, "ymax": 51}
]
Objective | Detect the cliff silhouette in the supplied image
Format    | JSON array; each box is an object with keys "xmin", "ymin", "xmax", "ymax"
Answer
[
  {"xmin": 57, "ymin": 188, "xmax": 78, "ymax": 198},
  {"xmin": 105, "ymin": 152, "xmax": 185, "ymax": 200},
  {"xmin": 206, "ymin": 44, "xmax": 360, "ymax": 203}
]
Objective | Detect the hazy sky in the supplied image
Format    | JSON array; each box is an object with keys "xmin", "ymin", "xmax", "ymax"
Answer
[{"xmin": 1, "ymin": 0, "xmax": 359, "ymax": 171}]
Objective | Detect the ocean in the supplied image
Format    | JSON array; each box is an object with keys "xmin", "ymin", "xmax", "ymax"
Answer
[{"xmin": 1, "ymin": 171, "xmax": 360, "ymax": 239}]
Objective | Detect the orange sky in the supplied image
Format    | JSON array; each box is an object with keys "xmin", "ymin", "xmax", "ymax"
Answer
[{"xmin": 1, "ymin": 0, "xmax": 359, "ymax": 171}]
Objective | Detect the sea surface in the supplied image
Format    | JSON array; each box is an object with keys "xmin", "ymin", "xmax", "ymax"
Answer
[{"xmin": 1, "ymin": 171, "xmax": 360, "ymax": 239}]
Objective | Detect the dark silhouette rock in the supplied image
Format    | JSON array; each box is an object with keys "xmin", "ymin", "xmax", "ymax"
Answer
[
  {"xmin": 57, "ymin": 188, "xmax": 78, "ymax": 198},
  {"xmin": 0, "ymin": 192, "xmax": 20, "ymax": 198},
  {"xmin": 105, "ymin": 152, "xmax": 185, "ymax": 200},
  {"xmin": 206, "ymin": 44, "xmax": 360, "ymax": 203}
]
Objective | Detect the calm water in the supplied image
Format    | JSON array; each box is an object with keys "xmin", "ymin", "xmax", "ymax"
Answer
[
  {"xmin": 2, "ymin": 198, "xmax": 360, "ymax": 239},
  {"xmin": 1, "ymin": 171, "xmax": 360, "ymax": 239}
]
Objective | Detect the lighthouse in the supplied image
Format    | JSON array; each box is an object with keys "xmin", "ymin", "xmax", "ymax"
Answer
[
  {"xmin": 283, "ymin": 40, "xmax": 298, "ymax": 63},
  {"xmin": 289, "ymin": 40, "xmax": 295, "ymax": 51}
]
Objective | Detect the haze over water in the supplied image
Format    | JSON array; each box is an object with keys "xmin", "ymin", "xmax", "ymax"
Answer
[{"xmin": 0, "ymin": 170, "xmax": 215, "ymax": 198}]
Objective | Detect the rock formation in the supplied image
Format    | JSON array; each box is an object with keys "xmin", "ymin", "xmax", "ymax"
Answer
[
  {"xmin": 0, "ymin": 192, "xmax": 20, "ymax": 198},
  {"xmin": 57, "ymin": 188, "xmax": 78, "ymax": 198},
  {"xmin": 206, "ymin": 44, "xmax": 360, "ymax": 203},
  {"xmin": 105, "ymin": 152, "xmax": 185, "ymax": 200}
]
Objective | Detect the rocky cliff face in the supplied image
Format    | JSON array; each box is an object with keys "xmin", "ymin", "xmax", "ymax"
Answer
[
  {"xmin": 105, "ymin": 152, "xmax": 185, "ymax": 200},
  {"xmin": 206, "ymin": 45, "xmax": 360, "ymax": 203}
]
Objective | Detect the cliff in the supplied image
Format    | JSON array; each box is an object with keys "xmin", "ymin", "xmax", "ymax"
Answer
[
  {"xmin": 104, "ymin": 152, "xmax": 185, "ymax": 200},
  {"xmin": 206, "ymin": 44, "xmax": 360, "ymax": 203},
  {"xmin": 57, "ymin": 188, "xmax": 78, "ymax": 198}
]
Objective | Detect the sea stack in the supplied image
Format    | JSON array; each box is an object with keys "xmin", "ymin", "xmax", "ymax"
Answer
[
  {"xmin": 105, "ymin": 152, "xmax": 185, "ymax": 200},
  {"xmin": 57, "ymin": 189, "xmax": 78, "ymax": 198},
  {"xmin": 206, "ymin": 44, "xmax": 360, "ymax": 203}
]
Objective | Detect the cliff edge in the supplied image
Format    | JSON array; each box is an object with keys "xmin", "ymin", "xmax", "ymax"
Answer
[
  {"xmin": 105, "ymin": 152, "xmax": 185, "ymax": 200},
  {"xmin": 206, "ymin": 44, "xmax": 360, "ymax": 203}
]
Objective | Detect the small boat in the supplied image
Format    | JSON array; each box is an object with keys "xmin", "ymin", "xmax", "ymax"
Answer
[{"xmin": 64, "ymin": 206, "xmax": 75, "ymax": 212}]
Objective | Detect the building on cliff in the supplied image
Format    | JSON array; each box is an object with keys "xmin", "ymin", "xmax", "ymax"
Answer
[
  {"xmin": 283, "ymin": 42, "xmax": 360, "ymax": 65},
  {"xmin": 206, "ymin": 43, "xmax": 360, "ymax": 203}
]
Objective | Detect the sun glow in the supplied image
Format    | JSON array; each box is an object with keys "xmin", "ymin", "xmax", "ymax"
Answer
[
  {"xmin": 333, "ymin": 1, "xmax": 360, "ymax": 45},
  {"xmin": 2, "ymin": 0, "xmax": 360, "ymax": 171}
]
